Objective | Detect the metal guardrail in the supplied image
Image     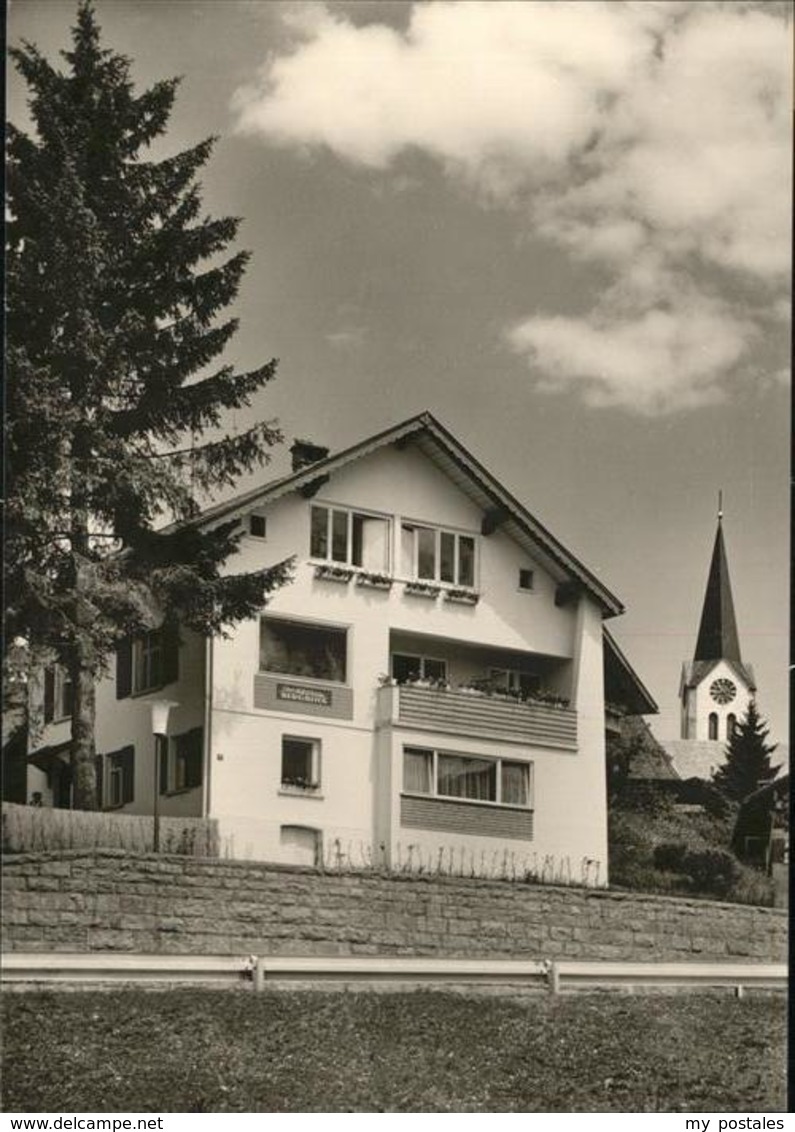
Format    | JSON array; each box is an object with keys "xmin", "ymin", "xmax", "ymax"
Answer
[{"xmin": 1, "ymin": 953, "xmax": 787, "ymax": 995}]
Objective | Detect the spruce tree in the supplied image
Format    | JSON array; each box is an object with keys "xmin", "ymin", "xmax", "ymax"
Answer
[
  {"xmin": 712, "ymin": 700, "xmax": 779, "ymax": 802},
  {"xmin": 6, "ymin": 3, "xmax": 292, "ymax": 808}
]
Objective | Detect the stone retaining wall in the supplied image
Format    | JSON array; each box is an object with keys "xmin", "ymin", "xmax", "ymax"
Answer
[{"xmin": 1, "ymin": 851, "xmax": 786, "ymax": 961}]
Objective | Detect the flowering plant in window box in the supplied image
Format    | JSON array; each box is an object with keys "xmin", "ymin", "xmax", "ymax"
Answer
[
  {"xmin": 458, "ymin": 677, "xmax": 570, "ymax": 710},
  {"xmin": 281, "ymin": 775, "xmax": 320, "ymax": 791},
  {"xmin": 404, "ymin": 581, "xmax": 441, "ymax": 599},
  {"xmin": 314, "ymin": 564, "xmax": 354, "ymax": 583},
  {"xmin": 355, "ymin": 571, "xmax": 393, "ymax": 590},
  {"xmin": 443, "ymin": 587, "xmax": 479, "ymax": 606}
]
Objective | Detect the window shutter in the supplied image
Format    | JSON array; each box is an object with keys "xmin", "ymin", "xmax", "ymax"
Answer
[
  {"xmin": 120, "ymin": 746, "xmax": 135, "ymax": 805},
  {"xmin": 162, "ymin": 626, "xmax": 179, "ymax": 686},
  {"xmin": 185, "ymin": 728, "xmax": 203, "ymax": 789},
  {"xmin": 116, "ymin": 639, "xmax": 132, "ymax": 700},
  {"xmin": 43, "ymin": 668, "xmax": 55, "ymax": 724},
  {"xmin": 159, "ymin": 736, "xmax": 169, "ymax": 795},
  {"xmin": 94, "ymin": 755, "xmax": 104, "ymax": 810}
]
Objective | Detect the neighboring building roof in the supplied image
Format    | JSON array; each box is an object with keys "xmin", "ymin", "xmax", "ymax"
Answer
[
  {"xmin": 694, "ymin": 518, "xmax": 742, "ymax": 663},
  {"xmin": 603, "ymin": 627, "xmax": 658, "ymax": 716},
  {"xmin": 174, "ymin": 411, "xmax": 625, "ymax": 617},
  {"xmin": 623, "ymin": 718, "xmax": 680, "ymax": 781},
  {"xmin": 659, "ymin": 739, "xmax": 728, "ymax": 782}
]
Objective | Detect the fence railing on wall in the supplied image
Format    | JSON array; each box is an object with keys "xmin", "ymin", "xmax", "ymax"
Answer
[{"xmin": 1, "ymin": 802, "xmax": 219, "ymax": 857}]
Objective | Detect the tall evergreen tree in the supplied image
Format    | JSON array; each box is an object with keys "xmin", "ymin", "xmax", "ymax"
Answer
[
  {"xmin": 6, "ymin": 2, "xmax": 292, "ymax": 808},
  {"xmin": 712, "ymin": 700, "xmax": 779, "ymax": 802}
]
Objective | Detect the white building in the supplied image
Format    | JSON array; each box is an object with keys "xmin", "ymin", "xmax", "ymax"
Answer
[{"xmin": 27, "ymin": 413, "xmax": 656, "ymax": 881}]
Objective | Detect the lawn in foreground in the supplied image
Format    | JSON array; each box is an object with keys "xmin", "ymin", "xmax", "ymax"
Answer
[{"xmin": 2, "ymin": 989, "xmax": 785, "ymax": 1112}]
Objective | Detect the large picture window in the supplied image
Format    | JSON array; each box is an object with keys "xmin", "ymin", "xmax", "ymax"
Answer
[
  {"xmin": 310, "ymin": 505, "xmax": 389, "ymax": 571},
  {"xmin": 260, "ymin": 618, "xmax": 347, "ymax": 683},
  {"xmin": 401, "ymin": 524, "xmax": 476, "ymax": 587},
  {"xmin": 403, "ymin": 746, "xmax": 531, "ymax": 808}
]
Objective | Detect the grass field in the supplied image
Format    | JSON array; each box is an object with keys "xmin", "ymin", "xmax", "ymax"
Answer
[{"xmin": 2, "ymin": 989, "xmax": 786, "ymax": 1113}]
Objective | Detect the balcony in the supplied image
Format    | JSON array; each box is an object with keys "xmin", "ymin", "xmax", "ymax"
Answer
[{"xmin": 378, "ymin": 683, "xmax": 577, "ymax": 751}]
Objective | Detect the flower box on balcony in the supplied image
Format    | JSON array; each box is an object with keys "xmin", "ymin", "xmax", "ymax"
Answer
[
  {"xmin": 314, "ymin": 564, "xmax": 354, "ymax": 584},
  {"xmin": 443, "ymin": 588, "xmax": 479, "ymax": 606},
  {"xmin": 404, "ymin": 581, "xmax": 441, "ymax": 599},
  {"xmin": 355, "ymin": 572, "xmax": 393, "ymax": 591}
]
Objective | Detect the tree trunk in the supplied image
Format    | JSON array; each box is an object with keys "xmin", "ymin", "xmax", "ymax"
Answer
[{"xmin": 70, "ymin": 649, "xmax": 97, "ymax": 810}]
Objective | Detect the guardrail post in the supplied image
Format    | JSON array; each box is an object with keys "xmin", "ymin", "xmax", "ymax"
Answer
[
  {"xmin": 253, "ymin": 957, "xmax": 265, "ymax": 994},
  {"xmin": 549, "ymin": 961, "xmax": 560, "ymax": 996},
  {"xmin": 735, "ymin": 984, "xmax": 744, "ymax": 999}
]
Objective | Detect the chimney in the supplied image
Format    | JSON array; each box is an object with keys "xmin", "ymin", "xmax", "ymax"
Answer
[{"xmin": 290, "ymin": 438, "xmax": 330, "ymax": 472}]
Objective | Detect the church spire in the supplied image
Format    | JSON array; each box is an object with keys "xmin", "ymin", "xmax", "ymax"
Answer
[{"xmin": 694, "ymin": 502, "xmax": 741, "ymax": 663}]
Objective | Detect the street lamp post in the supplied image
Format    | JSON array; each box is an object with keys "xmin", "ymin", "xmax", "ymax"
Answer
[{"xmin": 150, "ymin": 699, "xmax": 177, "ymax": 853}]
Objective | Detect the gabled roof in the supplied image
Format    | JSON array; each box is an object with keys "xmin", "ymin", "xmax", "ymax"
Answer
[
  {"xmin": 603, "ymin": 627, "xmax": 658, "ymax": 716},
  {"xmin": 185, "ymin": 411, "xmax": 624, "ymax": 616},
  {"xmin": 680, "ymin": 658, "xmax": 756, "ymax": 695},
  {"xmin": 694, "ymin": 518, "xmax": 741, "ymax": 662}
]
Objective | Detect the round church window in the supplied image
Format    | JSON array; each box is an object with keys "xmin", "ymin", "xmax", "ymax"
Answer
[{"xmin": 709, "ymin": 677, "xmax": 737, "ymax": 704}]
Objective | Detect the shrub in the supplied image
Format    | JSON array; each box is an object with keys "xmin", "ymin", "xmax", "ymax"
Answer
[
  {"xmin": 652, "ymin": 841, "xmax": 689, "ymax": 872},
  {"xmin": 682, "ymin": 848, "xmax": 740, "ymax": 897}
]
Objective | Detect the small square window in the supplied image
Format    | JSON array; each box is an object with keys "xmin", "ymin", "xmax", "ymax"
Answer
[
  {"xmin": 281, "ymin": 737, "xmax": 320, "ymax": 791},
  {"xmin": 249, "ymin": 514, "xmax": 267, "ymax": 538},
  {"xmin": 519, "ymin": 568, "xmax": 535, "ymax": 591}
]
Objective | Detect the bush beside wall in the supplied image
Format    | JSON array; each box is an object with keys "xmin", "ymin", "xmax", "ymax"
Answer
[{"xmin": 1, "ymin": 851, "xmax": 786, "ymax": 963}]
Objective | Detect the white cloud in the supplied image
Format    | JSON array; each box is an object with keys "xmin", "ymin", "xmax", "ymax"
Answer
[
  {"xmin": 508, "ymin": 294, "xmax": 755, "ymax": 413},
  {"xmin": 232, "ymin": 0, "xmax": 791, "ymax": 413},
  {"xmin": 326, "ymin": 326, "xmax": 367, "ymax": 349}
]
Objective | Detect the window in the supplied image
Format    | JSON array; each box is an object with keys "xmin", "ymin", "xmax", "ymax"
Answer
[
  {"xmin": 403, "ymin": 746, "xmax": 532, "ymax": 808},
  {"xmin": 135, "ymin": 631, "xmax": 163, "ymax": 693},
  {"xmin": 519, "ymin": 568, "xmax": 535, "ymax": 591},
  {"xmin": 249, "ymin": 513, "xmax": 267, "ymax": 539},
  {"xmin": 280, "ymin": 825, "xmax": 321, "ymax": 866},
  {"xmin": 43, "ymin": 666, "xmax": 73, "ymax": 723},
  {"xmin": 116, "ymin": 629, "xmax": 179, "ymax": 699},
  {"xmin": 489, "ymin": 668, "xmax": 540, "ymax": 698},
  {"xmin": 161, "ymin": 728, "xmax": 203, "ymax": 794},
  {"xmin": 260, "ymin": 617, "xmax": 347, "ymax": 683},
  {"xmin": 105, "ymin": 746, "xmax": 134, "ymax": 808},
  {"xmin": 281, "ymin": 736, "xmax": 320, "ymax": 791},
  {"xmin": 708, "ymin": 712, "xmax": 719, "ymax": 740},
  {"xmin": 401, "ymin": 524, "xmax": 476, "ymax": 587},
  {"xmin": 392, "ymin": 653, "xmax": 447, "ymax": 684},
  {"xmin": 310, "ymin": 505, "xmax": 389, "ymax": 571},
  {"xmin": 726, "ymin": 713, "xmax": 737, "ymax": 740}
]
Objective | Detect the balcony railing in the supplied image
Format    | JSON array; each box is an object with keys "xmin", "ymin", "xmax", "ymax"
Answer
[{"xmin": 379, "ymin": 683, "xmax": 577, "ymax": 750}]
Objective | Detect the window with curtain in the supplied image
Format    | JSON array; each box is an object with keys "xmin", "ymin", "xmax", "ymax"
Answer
[
  {"xmin": 402, "ymin": 747, "xmax": 532, "ymax": 808},
  {"xmin": 438, "ymin": 754, "xmax": 496, "ymax": 801},
  {"xmin": 401, "ymin": 524, "xmax": 477, "ymax": 587}
]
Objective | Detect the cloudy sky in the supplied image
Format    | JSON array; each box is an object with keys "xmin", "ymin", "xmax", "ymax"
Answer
[{"xmin": 8, "ymin": 0, "xmax": 791, "ymax": 743}]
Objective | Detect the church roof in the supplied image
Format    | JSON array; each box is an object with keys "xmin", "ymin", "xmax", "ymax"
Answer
[
  {"xmin": 694, "ymin": 518, "xmax": 742, "ymax": 663},
  {"xmin": 680, "ymin": 658, "xmax": 756, "ymax": 694}
]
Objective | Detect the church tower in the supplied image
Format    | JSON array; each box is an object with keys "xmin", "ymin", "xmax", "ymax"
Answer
[{"xmin": 680, "ymin": 503, "xmax": 755, "ymax": 742}]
